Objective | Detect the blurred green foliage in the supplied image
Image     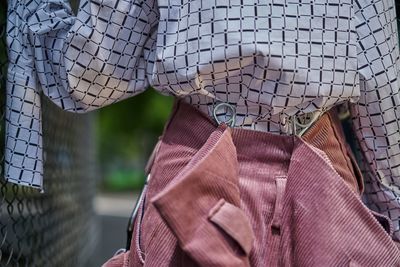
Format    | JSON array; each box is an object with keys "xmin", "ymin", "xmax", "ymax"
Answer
[{"xmin": 96, "ymin": 89, "xmax": 173, "ymax": 191}]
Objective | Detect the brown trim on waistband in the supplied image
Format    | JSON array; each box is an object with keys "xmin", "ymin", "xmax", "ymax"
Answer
[{"xmin": 302, "ymin": 108, "xmax": 363, "ymax": 195}]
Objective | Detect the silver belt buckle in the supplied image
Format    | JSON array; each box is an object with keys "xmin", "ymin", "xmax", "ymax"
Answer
[
  {"xmin": 213, "ymin": 102, "xmax": 236, "ymax": 127},
  {"xmin": 289, "ymin": 111, "xmax": 320, "ymax": 137}
]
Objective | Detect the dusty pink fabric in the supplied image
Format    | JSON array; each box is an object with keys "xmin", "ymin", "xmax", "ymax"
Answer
[
  {"xmin": 103, "ymin": 251, "xmax": 130, "ymax": 267},
  {"xmin": 103, "ymin": 100, "xmax": 400, "ymax": 267},
  {"xmin": 301, "ymin": 108, "xmax": 364, "ymax": 195}
]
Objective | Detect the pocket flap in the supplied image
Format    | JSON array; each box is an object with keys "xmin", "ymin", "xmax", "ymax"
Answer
[{"xmin": 208, "ymin": 199, "xmax": 255, "ymax": 255}]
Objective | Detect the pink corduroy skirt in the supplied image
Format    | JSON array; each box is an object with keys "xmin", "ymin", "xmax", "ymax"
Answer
[{"xmin": 103, "ymin": 100, "xmax": 400, "ymax": 267}]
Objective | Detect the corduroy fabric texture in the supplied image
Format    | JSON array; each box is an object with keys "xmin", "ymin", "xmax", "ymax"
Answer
[
  {"xmin": 103, "ymin": 100, "xmax": 400, "ymax": 267},
  {"xmin": 301, "ymin": 110, "xmax": 364, "ymax": 195}
]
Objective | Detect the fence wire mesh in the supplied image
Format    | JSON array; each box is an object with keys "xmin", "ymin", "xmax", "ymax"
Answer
[{"xmin": 0, "ymin": 2, "xmax": 99, "ymax": 267}]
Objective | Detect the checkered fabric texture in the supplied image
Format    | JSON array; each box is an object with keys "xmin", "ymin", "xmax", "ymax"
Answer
[{"xmin": 5, "ymin": 0, "xmax": 400, "ymax": 242}]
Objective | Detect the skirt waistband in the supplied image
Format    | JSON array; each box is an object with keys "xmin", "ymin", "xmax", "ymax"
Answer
[
  {"xmin": 182, "ymin": 97, "xmax": 328, "ymax": 135},
  {"xmin": 160, "ymin": 99, "xmax": 363, "ymax": 194},
  {"xmin": 162, "ymin": 99, "xmax": 297, "ymax": 164}
]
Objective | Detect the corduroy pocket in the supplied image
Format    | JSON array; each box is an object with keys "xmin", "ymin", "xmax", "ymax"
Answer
[
  {"xmin": 286, "ymin": 139, "xmax": 400, "ymax": 266},
  {"xmin": 151, "ymin": 127, "xmax": 254, "ymax": 266},
  {"xmin": 310, "ymin": 143, "xmax": 395, "ymax": 239},
  {"xmin": 151, "ymin": 169, "xmax": 254, "ymax": 267}
]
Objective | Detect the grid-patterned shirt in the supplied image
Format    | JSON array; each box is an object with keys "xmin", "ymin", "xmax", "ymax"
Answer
[{"xmin": 6, "ymin": 0, "xmax": 400, "ymax": 240}]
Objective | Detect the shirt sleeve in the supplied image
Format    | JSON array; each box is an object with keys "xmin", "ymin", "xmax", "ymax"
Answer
[
  {"xmin": 5, "ymin": 0, "xmax": 159, "ymax": 189},
  {"xmin": 350, "ymin": 0, "xmax": 400, "ymax": 241}
]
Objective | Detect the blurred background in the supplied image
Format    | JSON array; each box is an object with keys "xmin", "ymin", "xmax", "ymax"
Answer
[
  {"xmin": 90, "ymin": 92, "xmax": 173, "ymax": 267},
  {"xmin": 0, "ymin": 1, "xmax": 173, "ymax": 266},
  {"xmin": 91, "ymin": 91, "xmax": 173, "ymax": 266}
]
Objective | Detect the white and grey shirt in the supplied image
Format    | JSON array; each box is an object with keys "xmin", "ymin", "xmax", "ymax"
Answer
[{"xmin": 6, "ymin": 0, "xmax": 400, "ymax": 240}]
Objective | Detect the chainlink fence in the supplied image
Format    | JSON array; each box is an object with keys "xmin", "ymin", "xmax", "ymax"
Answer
[{"xmin": 0, "ymin": 2, "xmax": 99, "ymax": 267}]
